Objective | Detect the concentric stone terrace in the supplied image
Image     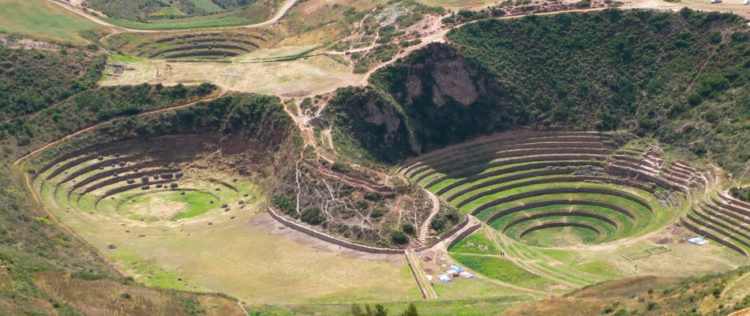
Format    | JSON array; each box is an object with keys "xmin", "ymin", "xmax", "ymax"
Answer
[
  {"xmin": 400, "ymin": 131, "xmax": 684, "ymax": 247},
  {"xmin": 682, "ymin": 192, "xmax": 750, "ymax": 257},
  {"xmin": 108, "ymin": 31, "xmax": 272, "ymax": 61},
  {"xmin": 33, "ymin": 136, "xmax": 254, "ymax": 223}
]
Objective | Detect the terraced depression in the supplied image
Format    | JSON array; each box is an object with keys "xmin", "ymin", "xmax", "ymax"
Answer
[
  {"xmin": 3, "ymin": 1, "xmax": 750, "ymax": 314},
  {"xmin": 28, "ymin": 134, "xmax": 422, "ymax": 304},
  {"xmin": 401, "ymin": 131, "xmax": 746, "ymax": 290}
]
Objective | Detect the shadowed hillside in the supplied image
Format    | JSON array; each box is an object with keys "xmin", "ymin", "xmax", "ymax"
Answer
[{"xmin": 324, "ymin": 9, "xmax": 749, "ymax": 181}]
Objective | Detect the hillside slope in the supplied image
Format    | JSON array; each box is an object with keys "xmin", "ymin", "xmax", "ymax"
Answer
[{"xmin": 324, "ymin": 9, "xmax": 749, "ymax": 180}]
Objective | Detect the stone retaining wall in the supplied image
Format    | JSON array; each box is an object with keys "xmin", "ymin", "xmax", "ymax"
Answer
[{"xmin": 446, "ymin": 223, "xmax": 482, "ymax": 250}]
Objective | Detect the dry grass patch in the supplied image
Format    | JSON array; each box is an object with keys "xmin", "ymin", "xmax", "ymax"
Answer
[
  {"xmin": 34, "ymin": 272, "xmax": 245, "ymax": 316},
  {"xmin": 103, "ymin": 54, "xmax": 362, "ymax": 96}
]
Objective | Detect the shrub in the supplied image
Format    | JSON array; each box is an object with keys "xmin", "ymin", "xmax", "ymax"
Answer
[
  {"xmin": 371, "ymin": 207, "xmax": 386, "ymax": 218},
  {"xmin": 364, "ymin": 192, "xmax": 382, "ymax": 201},
  {"xmin": 402, "ymin": 223, "xmax": 416, "ymax": 235},
  {"xmin": 355, "ymin": 200, "xmax": 369, "ymax": 210},
  {"xmin": 391, "ymin": 230, "xmax": 409, "ymax": 245},
  {"xmin": 729, "ymin": 187, "xmax": 750, "ymax": 202},
  {"xmin": 446, "ymin": 209, "xmax": 461, "ymax": 223},
  {"xmin": 301, "ymin": 207, "xmax": 325, "ymax": 225},
  {"xmin": 272, "ymin": 194, "xmax": 296, "ymax": 216},
  {"xmin": 731, "ymin": 32, "xmax": 749, "ymax": 43},
  {"xmin": 709, "ymin": 32, "xmax": 722, "ymax": 44},
  {"xmin": 430, "ymin": 218, "xmax": 445, "ymax": 231},
  {"xmin": 331, "ymin": 162, "xmax": 352, "ymax": 173}
]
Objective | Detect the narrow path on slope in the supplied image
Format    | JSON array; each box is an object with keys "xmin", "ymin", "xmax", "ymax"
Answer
[
  {"xmin": 14, "ymin": 89, "xmax": 227, "ymax": 166},
  {"xmin": 419, "ymin": 190, "xmax": 440, "ymax": 243}
]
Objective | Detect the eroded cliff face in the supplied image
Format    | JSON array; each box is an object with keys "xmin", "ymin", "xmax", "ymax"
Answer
[
  {"xmin": 324, "ymin": 43, "xmax": 527, "ymax": 164},
  {"xmin": 395, "ymin": 44, "xmax": 483, "ymax": 108},
  {"xmin": 368, "ymin": 44, "xmax": 525, "ymax": 155}
]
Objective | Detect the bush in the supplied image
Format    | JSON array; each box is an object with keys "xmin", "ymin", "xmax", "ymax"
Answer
[
  {"xmin": 446, "ymin": 209, "xmax": 461, "ymax": 223},
  {"xmin": 272, "ymin": 194, "xmax": 296, "ymax": 216},
  {"xmin": 301, "ymin": 207, "xmax": 325, "ymax": 225},
  {"xmin": 355, "ymin": 200, "xmax": 369, "ymax": 210},
  {"xmin": 709, "ymin": 32, "xmax": 722, "ymax": 44},
  {"xmin": 331, "ymin": 162, "xmax": 352, "ymax": 173},
  {"xmin": 391, "ymin": 230, "xmax": 409, "ymax": 245},
  {"xmin": 402, "ymin": 223, "xmax": 416, "ymax": 235},
  {"xmin": 430, "ymin": 218, "xmax": 445, "ymax": 231},
  {"xmin": 729, "ymin": 187, "xmax": 750, "ymax": 202},
  {"xmin": 364, "ymin": 192, "xmax": 382, "ymax": 201},
  {"xmin": 371, "ymin": 207, "xmax": 386, "ymax": 218}
]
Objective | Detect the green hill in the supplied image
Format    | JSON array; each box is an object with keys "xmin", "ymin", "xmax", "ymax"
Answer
[{"xmin": 325, "ymin": 9, "xmax": 749, "ymax": 180}]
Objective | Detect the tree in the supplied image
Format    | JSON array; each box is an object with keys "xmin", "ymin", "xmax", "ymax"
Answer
[
  {"xmin": 391, "ymin": 230, "xmax": 409, "ymax": 245},
  {"xmin": 351, "ymin": 304, "xmax": 391, "ymax": 316},
  {"xmin": 430, "ymin": 218, "xmax": 445, "ymax": 231},
  {"xmin": 400, "ymin": 304, "xmax": 418, "ymax": 316}
]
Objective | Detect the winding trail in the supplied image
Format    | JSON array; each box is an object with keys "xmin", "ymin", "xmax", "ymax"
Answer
[
  {"xmin": 14, "ymin": 89, "xmax": 226, "ymax": 166},
  {"xmin": 419, "ymin": 190, "xmax": 440, "ymax": 243}
]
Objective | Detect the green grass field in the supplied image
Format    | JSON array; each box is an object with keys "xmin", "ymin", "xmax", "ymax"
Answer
[
  {"xmin": 101, "ymin": 0, "xmax": 277, "ymax": 30},
  {"xmin": 0, "ymin": 0, "xmax": 102, "ymax": 43},
  {"xmin": 450, "ymin": 253, "xmax": 557, "ymax": 290},
  {"xmin": 448, "ymin": 227, "xmax": 500, "ymax": 255}
]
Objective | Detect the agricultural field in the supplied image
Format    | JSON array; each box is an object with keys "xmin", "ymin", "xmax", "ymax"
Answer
[
  {"xmin": 0, "ymin": 0, "xmax": 102, "ymax": 43},
  {"xmin": 83, "ymin": 0, "xmax": 286, "ymax": 30}
]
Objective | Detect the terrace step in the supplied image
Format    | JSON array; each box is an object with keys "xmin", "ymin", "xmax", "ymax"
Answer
[{"xmin": 681, "ymin": 217, "xmax": 749, "ymax": 258}]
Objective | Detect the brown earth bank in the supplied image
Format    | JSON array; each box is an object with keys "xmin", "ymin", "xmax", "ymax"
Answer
[
  {"xmin": 34, "ymin": 272, "xmax": 245, "ymax": 316},
  {"xmin": 505, "ymin": 269, "xmax": 750, "ymax": 315}
]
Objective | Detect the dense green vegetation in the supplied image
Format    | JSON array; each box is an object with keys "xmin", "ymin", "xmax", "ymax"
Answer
[
  {"xmin": 32, "ymin": 92, "xmax": 299, "ymax": 170},
  {"xmin": 730, "ymin": 187, "xmax": 750, "ymax": 202},
  {"xmin": 327, "ymin": 10, "xmax": 749, "ymax": 180},
  {"xmin": 447, "ymin": 9, "xmax": 749, "ymax": 178},
  {"xmin": 1, "ymin": 83, "xmax": 216, "ymax": 158},
  {"xmin": 0, "ymin": 47, "xmax": 105, "ymax": 122}
]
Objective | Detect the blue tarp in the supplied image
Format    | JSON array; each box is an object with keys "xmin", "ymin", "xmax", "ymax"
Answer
[
  {"xmin": 687, "ymin": 237, "xmax": 708, "ymax": 245},
  {"xmin": 437, "ymin": 274, "xmax": 452, "ymax": 283},
  {"xmin": 450, "ymin": 265, "xmax": 464, "ymax": 272}
]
